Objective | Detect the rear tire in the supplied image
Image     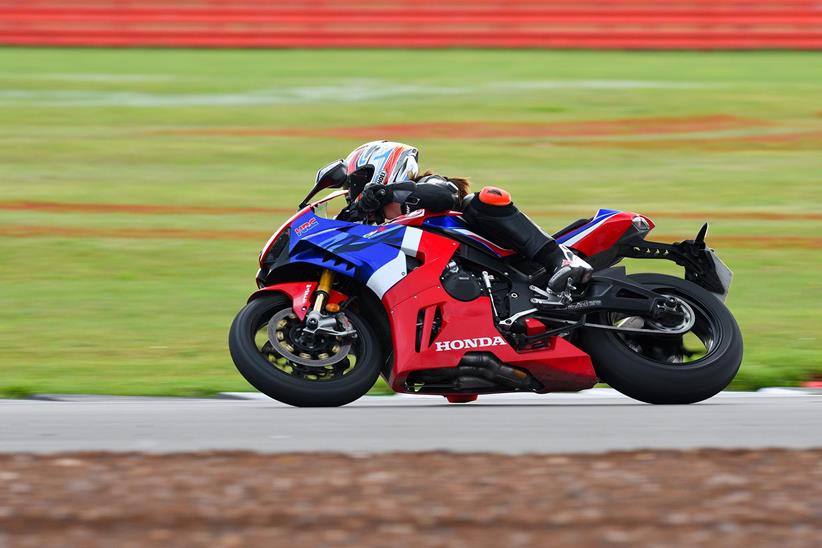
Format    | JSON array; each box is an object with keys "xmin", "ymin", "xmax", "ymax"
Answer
[
  {"xmin": 577, "ymin": 273, "xmax": 743, "ymax": 404},
  {"xmin": 229, "ymin": 294, "xmax": 383, "ymax": 407}
]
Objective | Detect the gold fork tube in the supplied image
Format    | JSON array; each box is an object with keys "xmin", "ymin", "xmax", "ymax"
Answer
[{"xmin": 313, "ymin": 269, "xmax": 335, "ymax": 312}]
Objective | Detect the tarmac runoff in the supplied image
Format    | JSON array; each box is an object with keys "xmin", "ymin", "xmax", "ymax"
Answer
[{"xmin": 1, "ymin": 389, "xmax": 820, "ymax": 455}]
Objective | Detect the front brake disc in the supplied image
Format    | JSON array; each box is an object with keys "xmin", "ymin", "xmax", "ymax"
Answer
[{"xmin": 267, "ymin": 309, "xmax": 352, "ymax": 367}]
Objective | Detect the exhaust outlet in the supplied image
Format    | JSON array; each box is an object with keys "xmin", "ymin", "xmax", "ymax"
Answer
[{"xmin": 457, "ymin": 353, "xmax": 541, "ymax": 391}]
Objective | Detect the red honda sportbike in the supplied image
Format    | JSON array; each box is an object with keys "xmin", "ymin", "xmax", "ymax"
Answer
[{"xmin": 229, "ymin": 163, "xmax": 742, "ymax": 406}]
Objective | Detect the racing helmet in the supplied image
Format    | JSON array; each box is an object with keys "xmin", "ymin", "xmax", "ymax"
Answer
[{"xmin": 343, "ymin": 141, "xmax": 419, "ymax": 193}]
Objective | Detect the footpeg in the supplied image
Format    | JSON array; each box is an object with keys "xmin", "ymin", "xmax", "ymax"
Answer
[
  {"xmin": 529, "ymin": 284, "xmax": 572, "ymax": 307},
  {"xmin": 531, "ymin": 297, "xmax": 561, "ymax": 306}
]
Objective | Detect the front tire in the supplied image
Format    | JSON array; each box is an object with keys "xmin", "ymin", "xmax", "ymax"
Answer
[
  {"xmin": 577, "ymin": 273, "xmax": 743, "ymax": 404},
  {"xmin": 229, "ymin": 294, "xmax": 383, "ymax": 407}
]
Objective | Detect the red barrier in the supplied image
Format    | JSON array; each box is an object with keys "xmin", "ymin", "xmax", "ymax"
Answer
[{"xmin": 1, "ymin": 0, "xmax": 821, "ymax": 49}]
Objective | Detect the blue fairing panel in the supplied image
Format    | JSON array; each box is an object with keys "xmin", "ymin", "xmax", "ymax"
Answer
[
  {"xmin": 422, "ymin": 215, "xmax": 467, "ymax": 230},
  {"xmin": 422, "ymin": 214, "xmax": 514, "ymax": 257},
  {"xmin": 287, "ymin": 212, "xmax": 408, "ymax": 288}
]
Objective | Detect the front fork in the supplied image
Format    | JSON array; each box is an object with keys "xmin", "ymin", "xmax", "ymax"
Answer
[
  {"xmin": 304, "ymin": 269, "xmax": 350, "ymax": 335},
  {"xmin": 304, "ymin": 269, "xmax": 357, "ymax": 338},
  {"xmin": 312, "ymin": 269, "xmax": 336, "ymax": 313}
]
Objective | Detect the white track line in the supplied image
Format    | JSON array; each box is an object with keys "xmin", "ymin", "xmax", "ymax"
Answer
[{"xmin": 0, "ymin": 80, "xmax": 721, "ymax": 108}]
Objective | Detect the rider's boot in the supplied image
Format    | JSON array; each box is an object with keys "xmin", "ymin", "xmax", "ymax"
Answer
[
  {"xmin": 461, "ymin": 187, "xmax": 593, "ymax": 294},
  {"xmin": 534, "ymin": 241, "xmax": 593, "ymax": 294}
]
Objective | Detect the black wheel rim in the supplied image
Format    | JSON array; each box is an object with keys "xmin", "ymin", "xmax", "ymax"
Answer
[
  {"xmin": 251, "ymin": 307, "xmax": 362, "ymax": 382},
  {"xmin": 608, "ymin": 287, "xmax": 723, "ymax": 367}
]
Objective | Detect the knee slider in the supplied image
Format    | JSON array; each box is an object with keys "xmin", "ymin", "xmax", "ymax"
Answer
[
  {"xmin": 478, "ymin": 186, "xmax": 512, "ymax": 206},
  {"xmin": 464, "ymin": 190, "xmax": 516, "ymax": 217}
]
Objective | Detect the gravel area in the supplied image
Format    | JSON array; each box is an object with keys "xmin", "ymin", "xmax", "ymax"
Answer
[{"xmin": 1, "ymin": 449, "xmax": 819, "ymax": 547}]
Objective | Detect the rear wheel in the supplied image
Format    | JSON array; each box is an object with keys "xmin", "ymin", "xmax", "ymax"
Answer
[
  {"xmin": 577, "ymin": 273, "xmax": 743, "ymax": 404},
  {"xmin": 229, "ymin": 294, "xmax": 382, "ymax": 407}
]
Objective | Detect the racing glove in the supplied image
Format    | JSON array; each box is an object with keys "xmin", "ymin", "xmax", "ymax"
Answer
[{"xmin": 358, "ymin": 182, "xmax": 390, "ymax": 212}]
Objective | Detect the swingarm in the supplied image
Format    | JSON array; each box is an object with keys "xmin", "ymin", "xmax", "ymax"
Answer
[
  {"xmin": 504, "ymin": 268, "xmax": 694, "ymax": 349},
  {"xmin": 532, "ymin": 267, "xmax": 687, "ymax": 325}
]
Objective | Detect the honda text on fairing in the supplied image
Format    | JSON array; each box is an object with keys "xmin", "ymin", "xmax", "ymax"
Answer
[{"xmin": 229, "ymin": 162, "xmax": 742, "ymax": 407}]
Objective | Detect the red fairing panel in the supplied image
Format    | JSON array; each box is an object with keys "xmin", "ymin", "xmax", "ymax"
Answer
[
  {"xmin": 568, "ymin": 211, "xmax": 653, "ymax": 257},
  {"xmin": 391, "ymin": 209, "xmax": 455, "ymax": 227},
  {"xmin": 381, "ymin": 231, "xmax": 597, "ymax": 393},
  {"xmin": 249, "ymin": 282, "xmax": 348, "ymax": 321},
  {"xmin": 393, "ymin": 210, "xmax": 516, "ymax": 257}
]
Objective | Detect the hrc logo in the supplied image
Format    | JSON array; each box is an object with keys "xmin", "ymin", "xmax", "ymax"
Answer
[{"xmin": 294, "ymin": 217, "xmax": 318, "ymax": 236}]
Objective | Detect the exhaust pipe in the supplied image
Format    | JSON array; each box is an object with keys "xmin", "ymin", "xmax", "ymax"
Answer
[{"xmin": 457, "ymin": 353, "xmax": 541, "ymax": 391}]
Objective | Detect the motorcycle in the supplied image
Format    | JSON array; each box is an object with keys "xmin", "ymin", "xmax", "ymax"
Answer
[{"xmin": 229, "ymin": 161, "xmax": 742, "ymax": 406}]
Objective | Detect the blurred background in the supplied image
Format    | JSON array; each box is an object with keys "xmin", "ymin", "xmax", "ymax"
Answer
[{"xmin": 0, "ymin": 0, "xmax": 820, "ymax": 397}]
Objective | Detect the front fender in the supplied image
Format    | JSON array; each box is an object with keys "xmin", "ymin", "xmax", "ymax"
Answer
[{"xmin": 248, "ymin": 282, "xmax": 349, "ymax": 321}]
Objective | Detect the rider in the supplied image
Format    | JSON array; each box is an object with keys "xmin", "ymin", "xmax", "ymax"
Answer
[{"xmin": 342, "ymin": 140, "xmax": 593, "ymax": 293}]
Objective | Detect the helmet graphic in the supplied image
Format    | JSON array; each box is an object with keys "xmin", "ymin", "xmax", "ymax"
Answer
[{"xmin": 344, "ymin": 141, "xmax": 419, "ymax": 187}]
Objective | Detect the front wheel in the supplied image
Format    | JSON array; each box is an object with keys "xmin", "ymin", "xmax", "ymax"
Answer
[
  {"xmin": 577, "ymin": 273, "xmax": 743, "ymax": 404},
  {"xmin": 228, "ymin": 294, "xmax": 383, "ymax": 407}
]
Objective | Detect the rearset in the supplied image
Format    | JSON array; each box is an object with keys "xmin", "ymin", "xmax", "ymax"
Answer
[{"xmin": 528, "ymin": 282, "xmax": 574, "ymax": 307}]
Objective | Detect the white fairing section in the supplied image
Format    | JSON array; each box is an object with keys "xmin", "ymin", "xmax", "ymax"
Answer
[
  {"xmin": 366, "ymin": 227, "xmax": 422, "ymax": 299},
  {"xmin": 366, "ymin": 251, "xmax": 407, "ymax": 299},
  {"xmin": 400, "ymin": 227, "xmax": 422, "ymax": 256}
]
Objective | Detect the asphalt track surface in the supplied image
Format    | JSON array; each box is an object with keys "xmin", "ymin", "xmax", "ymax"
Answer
[{"xmin": 2, "ymin": 390, "xmax": 820, "ymax": 454}]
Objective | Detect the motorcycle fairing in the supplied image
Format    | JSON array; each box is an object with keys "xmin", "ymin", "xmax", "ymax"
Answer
[
  {"xmin": 557, "ymin": 208, "xmax": 650, "ymax": 257},
  {"xmin": 287, "ymin": 210, "xmax": 424, "ymax": 298},
  {"xmin": 265, "ymin": 210, "xmax": 594, "ymax": 392},
  {"xmin": 378, "ymin": 228, "xmax": 597, "ymax": 393},
  {"xmin": 386, "ymin": 287, "xmax": 598, "ymax": 393},
  {"xmin": 396, "ymin": 208, "xmax": 644, "ymax": 259},
  {"xmin": 259, "ymin": 204, "xmax": 311, "ymax": 265},
  {"xmin": 420, "ymin": 215, "xmax": 516, "ymax": 257},
  {"xmin": 557, "ymin": 208, "xmax": 620, "ymax": 242}
]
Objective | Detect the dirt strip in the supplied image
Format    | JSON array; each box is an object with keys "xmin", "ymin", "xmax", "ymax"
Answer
[
  {"xmin": 0, "ymin": 200, "xmax": 276, "ymax": 216},
  {"xmin": 557, "ymin": 130, "xmax": 822, "ymax": 150},
  {"xmin": 0, "ymin": 449, "xmax": 818, "ymax": 547},
  {"xmin": 2, "ymin": 200, "xmax": 820, "ymax": 222},
  {"xmin": 149, "ymin": 116, "xmax": 766, "ymax": 140},
  {"xmin": 1, "ymin": 224, "xmax": 819, "ymax": 249},
  {"xmin": 0, "ymin": 224, "xmax": 261, "ymax": 241}
]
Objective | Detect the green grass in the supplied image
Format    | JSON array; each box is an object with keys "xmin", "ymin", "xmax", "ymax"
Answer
[{"xmin": 0, "ymin": 48, "xmax": 820, "ymax": 396}]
